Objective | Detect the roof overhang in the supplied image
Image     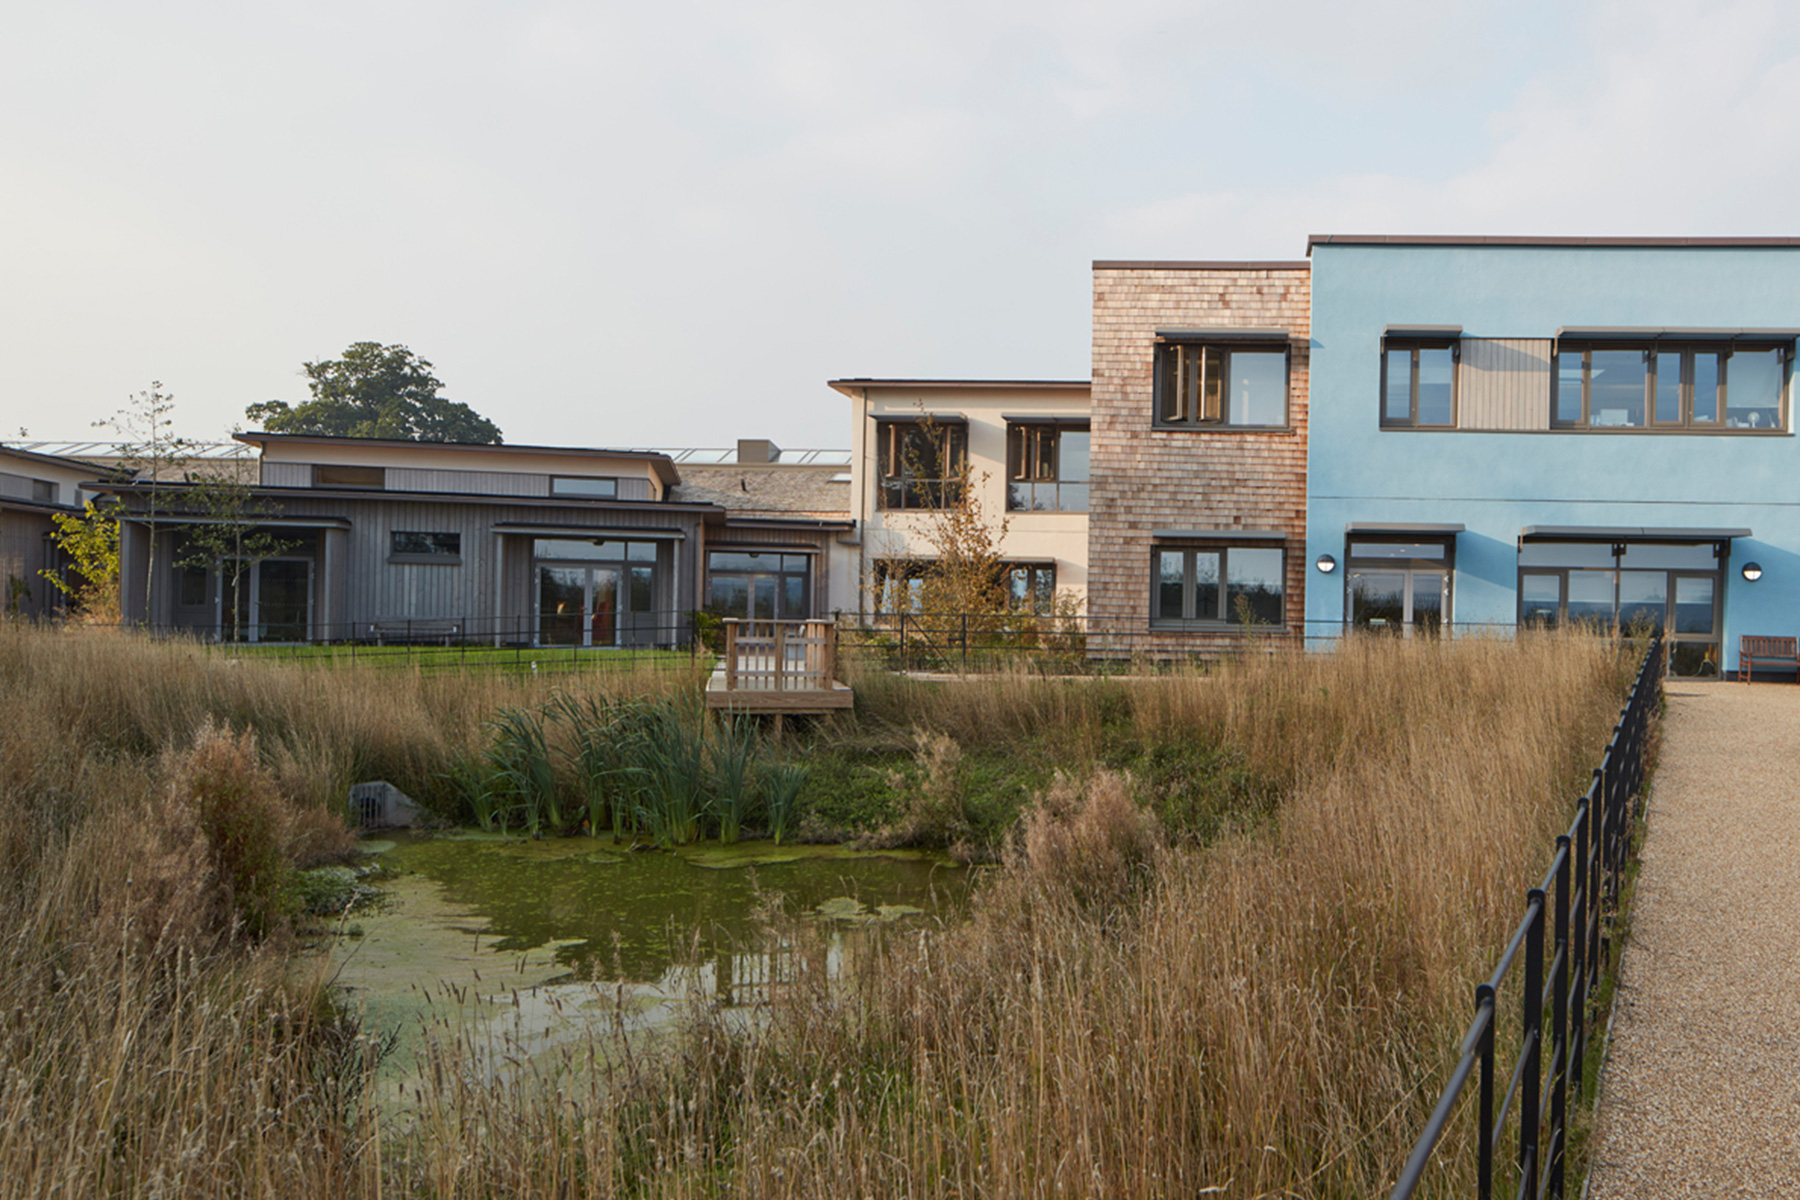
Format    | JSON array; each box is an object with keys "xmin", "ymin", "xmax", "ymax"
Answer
[
  {"xmin": 1554, "ymin": 327, "xmax": 1800, "ymax": 342},
  {"xmin": 1519, "ymin": 525, "xmax": 1751, "ymax": 544},
  {"xmin": 827, "ymin": 379, "xmax": 1089, "ymax": 398},
  {"xmin": 1346, "ymin": 522, "xmax": 1466, "ymax": 535},
  {"xmin": 1383, "ymin": 325, "xmax": 1463, "ymax": 338},
  {"xmin": 1000, "ymin": 414, "xmax": 1091, "ymax": 427},
  {"xmin": 1154, "ymin": 326, "xmax": 1292, "ymax": 342},
  {"xmin": 232, "ymin": 432, "xmax": 682, "ymax": 487},
  {"xmin": 1308, "ymin": 234, "xmax": 1800, "ymax": 254},
  {"xmin": 1154, "ymin": 528, "xmax": 1289, "ymax": 542},
  {"xmin": 117, "ymin": 514, "xmax": 353, "ymax": 530},
  {"xmin": 492, "ymin": 523, "xmax": 686, "ymax": 540}
]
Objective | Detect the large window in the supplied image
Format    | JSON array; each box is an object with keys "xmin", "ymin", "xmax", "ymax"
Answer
[
  {"xmin": 1005, "ymin": 562, "xmax": 1057, "ymax": 612},
  {"xmin": 876, "ymin": 420, "xmax": 967, "ymax": 510},
  {"xmin": 1518, "ymin": 539, "xmax": 1723, "ymax": 675},
  {"xmin": 706, "ymin": 550, "xmax": 810, "ymax": 620},
  {"xmin": 1553, "ymin": 341, "xmax": 1789, "ymax": 431},
  {"xmin": 1007, "ymin": 423, "xmax": 1089, "ymax": 512},
  {"xmin": 1382, "ymin": 340, "xmax": 1458, "ymax": 428},
  {"xmin": 1154, "ymin": 341, "xmax": 1289, "ymax": 428},
  {"xmin": 1346, "ymin": 537, "xmax": 1453, "ymax": 634},
  {"xmin": 1151, "ymin": 543, "xmax": 1285, "ymax": 627}
]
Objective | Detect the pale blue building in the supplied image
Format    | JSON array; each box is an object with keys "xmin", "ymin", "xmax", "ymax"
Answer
[{"xmin": 1304, "ymin": 236, "xmax": 1800, "ymax": 676}]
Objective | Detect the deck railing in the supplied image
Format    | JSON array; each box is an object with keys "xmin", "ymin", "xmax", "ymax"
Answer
[
  {"xmin": 719, "ymin": 619, "xmax": 837, "ymax": 691},
  {"xmin": 1389, "ymin": 636, "xmax": 1663, "ymax": 1200}
]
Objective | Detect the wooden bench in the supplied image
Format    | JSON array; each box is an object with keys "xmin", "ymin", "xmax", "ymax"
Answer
[
  {"xmin": 1738, "ymin": 635, "xmax": 1800, "ymax": 683},
  {"xmin": 368, "ymin": 620, "xmax": 460, "ymax": 646}
]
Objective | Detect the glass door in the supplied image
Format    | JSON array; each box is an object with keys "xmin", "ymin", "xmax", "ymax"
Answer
[
  {"xmin": 1349, "ymin": 568, "xmax": 1445, "ymax": 635},
  {"xmin": 537, "ymin": 565, "xmax": 621, "ymax": 647},
  {"xmin": 221, "ymin": 558, "xmax": 313, "ymax": 643}
]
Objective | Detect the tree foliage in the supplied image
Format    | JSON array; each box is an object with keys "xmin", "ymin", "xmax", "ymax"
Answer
[
  {"xmin": 175, "ymin": 469, "xmax": 295, "ymax": 641},
  {"xmin": 245, "ymin": 342, "xmax": 503, "ymax": 444},
  {"xmin": 41, "ymin": 500, "xmax": 121, "ymax": 622},
  {"xmin": 105, "ymin": 382, "xmax": 190, "ymax": 618}
]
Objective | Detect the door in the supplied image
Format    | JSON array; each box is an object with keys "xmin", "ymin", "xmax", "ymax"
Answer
[
  {"xmin": 221, "ymin": 558, "xmax": 313, "ymax": 643},
  {"xmin": 1350, "ymin": 568, "xmax": 1446, "ymax": 635},
  {"xmin": 537, "ymin": 566, "xmax": 621, "ymax": 647}
]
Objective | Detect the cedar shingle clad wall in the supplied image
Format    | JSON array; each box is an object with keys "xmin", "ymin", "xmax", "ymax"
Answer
[{"xmin": 1089, "ymin": 264, "xmax": 1311, "ymax": 654}]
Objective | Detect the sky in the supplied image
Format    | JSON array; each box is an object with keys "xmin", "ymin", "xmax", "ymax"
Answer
[{"xmin": 3, "ymin": 0, "xmax": 1797, "ymax": 452}]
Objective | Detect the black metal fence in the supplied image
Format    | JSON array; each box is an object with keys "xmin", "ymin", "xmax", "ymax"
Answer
[{"xmin": 1389, "ymin": 636, "xmax": 1664, "ymax": 1200}]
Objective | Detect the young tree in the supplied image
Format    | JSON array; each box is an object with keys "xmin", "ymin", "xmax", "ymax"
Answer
[
  {"xmin": 104, "ymin": 382, "xmax": 190, "ymax": 622},
  {"xmin": 41, "ymin": 500, "xmax": 122, "ymax": 622},
  {"xmin": 245, "ymin": 342, "xmax": 503, "ymax": 444},
  {"xmin": 175, "ymin": 468, "xmax": 294, "ymax": 642},
  {"xmin": 870, "ymin": 413, "xmax": 1011, "ymax": 617}
]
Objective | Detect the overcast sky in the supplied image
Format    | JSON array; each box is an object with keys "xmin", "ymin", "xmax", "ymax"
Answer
[{"xmin": 3, "ymin": 0, "xmax": 1795, "ymax": 451}]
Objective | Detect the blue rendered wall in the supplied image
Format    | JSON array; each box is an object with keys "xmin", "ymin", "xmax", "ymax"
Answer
[{"xmin": 1306, "ymin": 244, "xmax": 1800, "ymax": 671}]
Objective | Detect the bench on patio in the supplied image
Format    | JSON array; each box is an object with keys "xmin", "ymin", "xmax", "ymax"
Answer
[{"xmin": 1737, "ymin": 634, "xmax": 1800, "ymax": 683}]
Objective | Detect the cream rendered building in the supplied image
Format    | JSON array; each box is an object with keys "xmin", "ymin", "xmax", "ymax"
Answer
[{"xmin": 831, "ymin": 379, "xmax": 1092, "ymax": 614}]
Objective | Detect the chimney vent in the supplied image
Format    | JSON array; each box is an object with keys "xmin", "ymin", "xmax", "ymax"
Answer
[{"xmin": 736, "ymin": 438, "xmax": 780, "ymax": 464}]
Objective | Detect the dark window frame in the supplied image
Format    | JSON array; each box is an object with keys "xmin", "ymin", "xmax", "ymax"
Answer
[
  {"xmin": 705, "ymin": 549, "xmax": 813, "ymax": 620},
  {"xmin": 1152, "ymin": 338, "xmax": 1292, "ymax": 430},
  {"xmin": 875, "ymin": 419, "xmax": 968, "ymax": 511},
  {"xmin": 1552, "ymin": 339, "xmax": 1791, "ymax": 432},
  {"xmin": 1149, "ymin": 541, "xmax": 1287, "ymax": 628},
  {"xmin": 1004, "ymin": 561, "xmax": 1057, "ymax": 613},
  {"xmin": 1380, "ymin": 338, "xmax": 1460, "ymax": 429},
  {"xmin": 1005, "ymin": 422, "xmax": 1090, "ymax": 512},
  {"xmin": 1344, "ymin": 535, "xmax": 1457, "ymax": 633},
  {"xmin": 313, "ymin": 464, "xmax": 384, "ymax": 489},
  {"xmin": 389, "ymin": 531, "xmax": 463, "ymax": 564},
  {"xmin": 549, "ymin": 476, "xmax": 620, "ymax": 500}
]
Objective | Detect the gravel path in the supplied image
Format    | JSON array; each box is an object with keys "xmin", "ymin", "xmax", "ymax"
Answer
[{"xmin": 1585, "ymin": 680, "xmax": 1800, "ymax": 1199}]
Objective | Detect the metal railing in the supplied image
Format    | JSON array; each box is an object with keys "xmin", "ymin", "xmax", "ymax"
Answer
[{"xmin": 1390, "ymin": 636, "xmax": 1664, "ymax": 1200}]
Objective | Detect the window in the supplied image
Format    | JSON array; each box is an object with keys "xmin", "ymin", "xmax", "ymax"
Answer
[
  {"xmin": 1005, "ymin": 562, "xmax": 1057, "ymax": 612},
  {"xmin": 1554, "ymin": 341, "xmax": 1789, "ymax": 431},
  {"xmin": 390, "ymin": 531, "xmax": 462, "ymax": 561},
  {"xmin": 313, "ymin": 464, "xmax": 384, "ymax": 488},
  {"xmin": 1151, "ymin": 543, "xmax": 1285, "ymax": 626},
  {"xmin": 1517, "ymin": 539, "xmax": 1723, "ymax": 675},
  {"xmin": 177, "ymin": 564, "xmax": 209, "ymax": 607},
  {"xmin": 1382, "ymin": 340, "xmax": 1458, "ymax": 427},
  {"xmin": 533, "ymin": 538, "xmax": 658, "ymax": 563},
  {"xmin": 31, "ymin": 479, "xmax": 57, "ymax": 503},
  {"xmin": 1154, "ymin": 340, "xmax": 1289, "ymax": 428},
  {"xmin": 706, "ymin": 550, "xmax": 811, "ymax": 620},
  {"xmin": 1345, "ymin": 537, "xmax": 1453, "ymax": 634},
  {"xmin": 871, "ymin": 560, "xmax": 929, "ymax": 613},
  {"xmin": 876, "ymin": 420, "xmax": 967, "ymax": 510},
  {"xmin": 1007, "ymin": 423, "xmax": 1089, "ymax": 512},
  {"xmin": 550, "ymin": 476, "xmax": 619, "ymax": 499}
]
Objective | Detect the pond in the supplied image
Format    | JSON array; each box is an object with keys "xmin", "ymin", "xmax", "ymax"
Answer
[{"xmin": 331, "ymin": 831, "xmax": 974, "ymax": 1078}]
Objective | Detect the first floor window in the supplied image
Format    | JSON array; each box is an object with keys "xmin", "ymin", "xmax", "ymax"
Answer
[
  {"xmin": 1151, "ymin": 543, "xmax": 1284, "ymax": 626},
  {"xmin": 877, "ymin": 420, "xmax": 967, "ymax": 510},
  {"xmin": 706, "ymin": 550, "xmax": 810, "ymax": 620},
  {"xmin": 1517, "ymin": 539, "xmax": 1722, "ymax": 675},
  {"xmin": 1345, "ymin": 537, "xmax": 1453, "ymax": 634},
  {"xmin": 1154, "ymin": 340, "xmax": 1289, "ymax": 428},
  {"xmin": 1382, "ymin": 340, "xmax": 1458, "ymax": 427},
  {"xmin": 1555, "ymin": 340, "xmax": 1789, "ymax": 431},
  {"xmin": 391, "ymin": 531, "xmax": 461, "ymax": 559},
  {"xmin": 1007, "ymin": 424, "xmax": 1089, "ymax": 511}
]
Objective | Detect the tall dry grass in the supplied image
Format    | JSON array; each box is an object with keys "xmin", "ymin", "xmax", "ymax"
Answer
[{"xmin": 0, "ymin": 623, "xmax": 1639, "ymax": 1197}]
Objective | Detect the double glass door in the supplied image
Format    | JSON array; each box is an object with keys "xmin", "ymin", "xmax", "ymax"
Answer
[
  {"xmin": 538, "ymin": 566, "xmax": 620, "ymax": 647},
  {"xmin": 1349, "ymin": 569, "xmax": 1447, "ymax": 635}
]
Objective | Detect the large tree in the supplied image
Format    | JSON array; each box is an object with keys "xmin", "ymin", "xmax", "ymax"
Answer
[{"xmin": 245, "ymin": 342, "xmax": 503, "ymax": 444}]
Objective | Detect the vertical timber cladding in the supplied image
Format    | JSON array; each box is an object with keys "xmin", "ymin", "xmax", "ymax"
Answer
[{"xmin": 1089, "ymin": 262, "xmax": 1312, "ymax": 655}]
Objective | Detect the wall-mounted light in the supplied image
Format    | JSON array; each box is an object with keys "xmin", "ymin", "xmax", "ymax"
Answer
[
  {"xmin": 1742, "ymin": 562, "xmax": 1764, "ymax": 582},
  {"xmin": 1316, "ymin": 554, "xmax": 1337, "ymax": 574}
]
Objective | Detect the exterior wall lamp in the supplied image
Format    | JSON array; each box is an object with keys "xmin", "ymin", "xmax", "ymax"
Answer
[
  {"xmin": 1316, "ymin": 554, "xmax": 1337, "ymax": 574},
  {"xmin": 1742, "ymin": 562, "xmax": 1764, "ymax": 581}
]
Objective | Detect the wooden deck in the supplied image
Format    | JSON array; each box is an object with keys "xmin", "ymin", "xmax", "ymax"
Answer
[{"xmin": 703, "ymin": 619, "xmax": 854, "ymax": 714}]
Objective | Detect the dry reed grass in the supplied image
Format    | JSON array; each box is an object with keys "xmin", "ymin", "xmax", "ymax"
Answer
[{"xmin": 0, "ymin": 622, "xmax": 1636, "ymax": 1198}]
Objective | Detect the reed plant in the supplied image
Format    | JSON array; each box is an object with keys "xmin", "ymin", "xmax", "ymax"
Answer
[
  {"xmin": 488, "ymin": 707, "xmax": 562, "ymax": 835},
  {"xmin": 0, "ymin": 621, "xmax": 1643, "ymax": 1198},
  {"xmin": 761, "ymin": 760, "xmax": 808, "ymax": 844},
  {"xmin": 633, "ymin": 698, "xmax": 709, "ymax": 846},
  {"xmin": 707, "ymin": 715, "xmax": 760, "ymax": 843}
]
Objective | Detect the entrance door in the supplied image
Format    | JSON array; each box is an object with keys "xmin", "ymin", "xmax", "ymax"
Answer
[
  {"xmin": 221, "ymin": 558, "xmax": 314, "ymax": 643},
  {"xmin": 1350, "ymin": 569, "xmax": 1445, "ymax": 635},
  {"xmin": 537, "ymin": 566, "xmax": 621, "ymax": 647}
]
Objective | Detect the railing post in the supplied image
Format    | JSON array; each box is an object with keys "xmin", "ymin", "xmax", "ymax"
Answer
[
  {"xmin": 774, "ymin": 622, "xmax": 789, "ymax": 691},
  {"xmin": 724, "ymin": 619, "xmax": 739, "ymax": 689},
  {"xmin": 1550, "ymin": 836, "xmax": 1571, "ymax": 1198},
  {"xmin": 1521, "ymin": 892, "xmax": 1545, "ymax": 1200},
  {"xmin": 1477, "ymin": 983, "xmax": 1497, "ymax": 1200},
  {"xmin": 961, "ymin": 612, "xmax": 968, "ymax": 675},
  {"xmin": 1570, "ymin": 798, "xmax": 1591, "ymax": 1101}
]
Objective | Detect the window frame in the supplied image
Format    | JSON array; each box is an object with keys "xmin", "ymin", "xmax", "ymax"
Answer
[
  {"xmin": 1152, "ymin": 337, "xmax": 1292, "ymax": 430},
  {"xmin": 549, "ymin": 476, "xmax": 620, "ymax": 500},
  {"xmin": 1005, "ymin": 422, "xmax": 1090, "ymax": 512},
  {"xmin": 1380, "ymin": 338, "xmax": 1460, "ymax": 429},
  {"xmin": 875, "ymin": 419, "xmax": 969, "ymax": 511},
  {"xmin": 1553, "ymin": 339, "xmax": 1791, "ymax": 432},
  {"xmin": 1004, "ymin": 561, "xmax": 1057, "ymax": 613},
  {"xmin": 389, "ymin": 531, "xmax": 463, "ymax": 564},
  {"xmin": 1149, "ymin": 541, "xmax": 1287, "ymax": 629},
  {"xmin": 313, "ymin": 464, "xmax": 384, "ymax": 489}
]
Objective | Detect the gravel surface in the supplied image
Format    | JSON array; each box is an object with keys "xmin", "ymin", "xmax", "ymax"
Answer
[{"xmin": 1585, "ymin": 680, "xmax": 1800, "ymax": 1199}]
